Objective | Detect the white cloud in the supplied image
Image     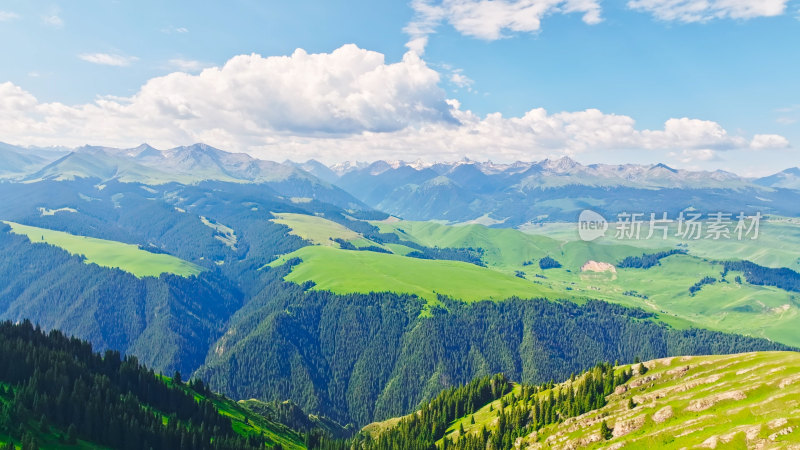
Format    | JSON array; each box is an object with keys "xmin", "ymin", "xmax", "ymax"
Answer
[
  {"xmin": 405, "ymin": 0, "xmax": 602, "ymax": 53},
  {"xmin": 627, "ymin": 0, "xmax": 788, "ymax": 22},
  {"xmin": 42, "ymin": 14, "xmax": 63, "ymax": 28},
  {"xmin": 162, "ymin": 26, "xmax": 189, "ymax": 34},
  {"xmin": 449, "ymin": 70, "xmax": 474, "ymax": 90},
  {"xmin": 78, "ymin": 53, "xmax": 138, "ymax": 67},
  {"xmin": 669, "ymin": 149, "xmax": 720, "ymax": 163},
  {"xmin": 0, "ymin": 11, "xmax": 20, "ymax": 21},
  {"xmin": 168, "ymin": 58, "xmax": 209, "ymax": 72},
  {"xmin": 750, "ymin": 134, "xmax": 791, "ymax": 149},
  {"xmin": 0, "ymin": 45, "xmax": 788, "ymax": 165}
]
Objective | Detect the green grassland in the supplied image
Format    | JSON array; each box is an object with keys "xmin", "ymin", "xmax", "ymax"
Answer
[
  {"xmin": 373, "ymin": 219, "xmax": 652, "ymax": 273},
  {"xmin": 4, "ymin": 221, "xmax": 203, "ymax": 278},
  {"xmin": 265, "ymin": 214, "xmax": 800, "ymax": 346},
  {"xmin": 161, "ymin": 378, "xmax": 305, "ymax": 450},
  {"xmin": 271, "ymin": 212, "xmax": 382, "ymax": 249},
  {"xmin": 268, "ymin": 245, "xmax": 562, "ymax": 305},
  {"xmin": 526, "ymin": 351, "xmax": 800, "ymax": 448},
  {"xmin": 371, "ymin": 219, "xmax": 800, "ymax": 347},
  {"xmin": 520, "ymin": 216, "xmax": 800, "ymax": 271},
  {"xmin": 367, "ymin": 351, "xmax": 800, "ymax": 449}
]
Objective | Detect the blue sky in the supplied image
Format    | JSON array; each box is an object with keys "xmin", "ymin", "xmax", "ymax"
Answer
[{"xmin": 0, "ymin": 0, "xmax": 798, "ymax": 175}]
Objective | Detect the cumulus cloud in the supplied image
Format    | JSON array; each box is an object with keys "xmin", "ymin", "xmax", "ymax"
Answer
[
  {"xmin": 750, "ymin": 134, "xmax": 791, "ymax": 149},
  {"xmin": 405, "ymin": 0, "xmax": 602, "ymax": 52},
  {"xmin": 0, "ymin": 45, "xmax": 789, "ymax": 164},
  {"xmin": 0, "ymin": 11, "xmax": 20, "ymax": 21},
  {"xmin": 449, "ymin": 70, "xmax": 475, "ymax": 90},
  {"xmin": 79, "ymin": 53, "xmax": 138, "ymax": 67},
  {"xmin": 627, "ymin": 0, "xmax": 788, "ymax": 22}
]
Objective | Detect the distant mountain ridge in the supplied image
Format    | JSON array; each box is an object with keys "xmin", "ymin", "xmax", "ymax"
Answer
[
  {"xmin": 2, "ymin": 141, "xmax": 799, "ymax": 224},
  {"xmin": 26, "ymin": 143, "xmax": 314, "ymax": 185},
  {"xmin": 328, "ymin": 156, "xmax": 749, "ymax": 189},
  {"xmin": 324, "ymin": 157, "xmax": 800, "ymax": 224}
]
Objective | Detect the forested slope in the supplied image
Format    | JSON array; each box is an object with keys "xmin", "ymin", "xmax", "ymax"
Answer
[
  {"xmin": 196, "ymin": 270, "xmax": 792, "ymax": 427},
  {"xmin": 0, "ymin": 320, "xmax": 306, "ymax": 450}
]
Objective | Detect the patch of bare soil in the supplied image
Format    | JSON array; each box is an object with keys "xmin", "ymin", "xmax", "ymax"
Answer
[{"xmin": 686, "ymin": 390, "xmax": 746, "ymax": 412}]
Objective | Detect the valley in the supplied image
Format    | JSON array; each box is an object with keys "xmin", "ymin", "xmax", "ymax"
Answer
[
  {"xmin": 0, "ymin": 142, "xmax": 799, "ymax": 447},
  {"xmin": 357, "ymin": 351, "xmax": 800, "ymax": 449}
]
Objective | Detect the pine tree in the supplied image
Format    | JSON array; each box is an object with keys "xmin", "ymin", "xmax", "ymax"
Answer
[
  {"xmin": 600, "ymin": 420, "xmax": 613, "ymax": 440},
  {"xmin": 628, "ymin": 398, "xmax": 636, "ymax": 409}
]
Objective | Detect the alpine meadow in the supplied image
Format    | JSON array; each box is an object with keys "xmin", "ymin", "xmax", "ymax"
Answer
[{"xmin": 1, "ymin": 1, "xmax": 799, "ymax": 449}]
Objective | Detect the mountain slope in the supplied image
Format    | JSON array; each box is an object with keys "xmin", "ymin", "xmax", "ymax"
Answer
[
  {"xmin": 195, "ymin": 278, "xmax": 791, "ymax": 427},
  {"xmin": 0, "ymin": 320, "xmax": 306, "ymax": 450},
  {"xmin": 0, "ymin": 142, "xmax": 58, "ymax": 177},
  {"xmin": 756, "ymin": 167, "xmax": 800, "ymax": 190},
  {"xmin": 359, "ymin": 351, "xmax": 800, "ymax": 449}
]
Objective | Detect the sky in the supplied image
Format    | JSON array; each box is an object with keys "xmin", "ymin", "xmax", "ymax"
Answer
[{"xmin": 0, "ymin": 0, "xmax": 798, "ymax": 175}]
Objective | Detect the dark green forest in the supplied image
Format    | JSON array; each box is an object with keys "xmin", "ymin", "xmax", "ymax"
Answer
[
  {"xmin": 618, "ymin": 249, "xmax": 686, "ymax": 269},
  {"xmin": 196, "ymin": 271, "xmax": 790, "ymax": 427},
  {"xmin": 310, "ymin": 363, "xmax": 632, "ymax": 450},
  {"xmin": 0, "ymin": 320, "xmax": 292, "ymax": 450}
]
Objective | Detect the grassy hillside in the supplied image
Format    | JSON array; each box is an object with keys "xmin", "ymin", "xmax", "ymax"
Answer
[
  {"xmin": 521, "ymin": 216, "xmax": 800, "ymax": 271},
  {"xmin": 364, "ymin": 351, "xmax": 800, "ymax": 449},
  {"xmin": 372, "ymin": 219, "xmax": 800, "ymax": 347},
  {"xmin": 0, "ymin": 320, "xmax": 306, "ymax": 450},
  {"xmin": 4, "ymin": 221, "xmax": 203, "ymax": 278},
  {"xmin": 177, "ymin": 382, "xmax": 306, "ymax": 450},
  {"xmin": 271, "ymin": 212, "xmax": 381, "ymax": 248},
  {"xmin": 267, "ymin": 245, "xmax": 561, "ymax": 305},
  {"xmin": 525, "ymin": 351, "xmax": 800, "ymax": 448}
]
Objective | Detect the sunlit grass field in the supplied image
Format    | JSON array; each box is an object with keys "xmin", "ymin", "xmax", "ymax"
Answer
[{"xmin": 4, "ymin": 221, "xmax": 203, "ymax": 278}]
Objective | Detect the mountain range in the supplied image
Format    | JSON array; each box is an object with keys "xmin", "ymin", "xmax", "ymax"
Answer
[
  {"xmin": 1, "ymin": 139, "xmax": 800, "ymax": 445},
  {"xmin": 3, "ymin": 142, "xmax": 799, "ymax": 225}
]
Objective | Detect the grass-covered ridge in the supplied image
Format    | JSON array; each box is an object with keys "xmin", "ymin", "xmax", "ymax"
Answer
[
  {"xmin": 271, "ymin": 212, "xmax": 382, "ymax": 248},
  {"xmin": 527, "ymin": 351, "xmax": 800, "ymax": 448},
  {"xmin": 3, "ymin": 221, "xmax": 203, "ymax": 278},
  {"xmin": 371, "ymin": 218, "xmax": 800, "ymax": 347},
  {"xmin": 267, "ymin": 245, "xmax": 561, "ymax": 305},
  {"xmin": 359, "ymin": 351, "xmax": 800, "ymax": 449}
]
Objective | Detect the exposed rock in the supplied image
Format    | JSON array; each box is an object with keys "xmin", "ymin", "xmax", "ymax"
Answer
[
  {"xmin": 720, "ymin": 425, "xmax": 761, "ymax": 443},
  {"xmin": 612, "ymin": 415, "xmax": 645, "ymax": 438},
  {"xmin": 769, "ymin": 418, "xmax": 788, "ymax": 429},
  {"xmin": 629, "ymin": 373, "xmax": 662, "ymax": 389},
  {"xmin": 614, "ymin": 384, "xmax": 628, "ymax": 395},
  {"xmin": 580, "ymin": 261, "xmax": 616, "ymax": 273},
  {"xmin": 769, "ymin": 426, "xmax": 795, "ymax": 441},
  {"xmin": 652, "ymin": 406, "xmax": 673, "ymax": 423},
  {"xmin": 700, "ymin": 435, "xmax": 719, "ymax": 448},
  {"xmin": 779, "ymin": 374, "xmax": 800, "ymax": 389},
  {"xmin": 686, "ymin": 390, "xmax": 746, "ymax": 412},
  {"xmin": 635, "ymin": 374, "xmax": 721, "ymax": 403},
  {"xmin": 666, "ymin": 365, "xmax": 690, "ymax": 376},
  {"xmin": 574, "ymin": 432, "xmax": 602, "ymax": 447}
]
